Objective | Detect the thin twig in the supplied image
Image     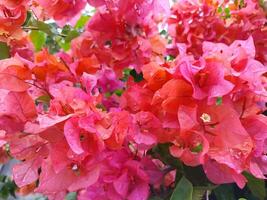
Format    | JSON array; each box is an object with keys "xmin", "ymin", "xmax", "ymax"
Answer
[{"xmin": 22, "ymin": 26, "xmax": 67, "ymax": 38}]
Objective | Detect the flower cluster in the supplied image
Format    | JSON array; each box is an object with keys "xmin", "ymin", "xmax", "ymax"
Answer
[{"xmin": 0, "ymin": 0, "xmax": 266, "ymax": 199}]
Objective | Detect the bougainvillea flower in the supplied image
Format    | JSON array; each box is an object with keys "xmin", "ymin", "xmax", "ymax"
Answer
[
  {"xmin": 170, "ymin": 131, "xmax": 209, "ymax": 166},
  {"xmin": 203, "ymin": 37, "xmax": 256, "ymax": 74},
  {"xmin": 203, "ymin": 158, "xmax": 247, "ymax": 188},
  {"xmin": 121, "ymin": 84, "xmax": 153, "ymax": 113},
  {"xmin": 0, "ymin": 4, "xmax": 26, "ymax": 36},
  {"xmin": 0, "ymin": 57, "xmax": 31, "ymax": 92},
  {"xmin": 1, "ymin": 0, "xmax": 28, "ymax": 7},
  {"xmin": 85, "ymin": 0, "xmax": 169, "ymax": 71},
  {"xmin": 13, "ymin": 156, "xmax": 44, "ymax": 187},
  {"xmin": 239, "ymin": 59, "xmax": 267, "ymax": 96},
  {"xmin": 70, "ymin": 55, "xmax": 100, "ymax": 77},
  {"xmin": 170, "ymin": 106, "xmax": 209, "ymax": 166},
  {"xmin": 168, "ymin": 0, "xmax": 266, "ymax": 61},
  {"xmin": 36, "ymin": 0, "xmax": 86, "ymax": 26},
  {"xmin": 2, "ymin": 91, "xmax": 37, "ymax": 122},
  {"xmin": 48, "ymin": 81, "xmax": 94, "ymax": 114},
  {"xmin": 0, "ymin": 0, "xmax": 267, "ymax": 199},
  {"xmin": 97, "ymin": 67, "xmax": 124, "ymax": 93},
  {"xmin": 242, "ymin": 115, "xmax": 267, "ymax": 179},
  {"xmin": 99, "ymin": 109, "xmax": 131, "ymax": 150},
  {"xmin": 35, "ymin": 158, "xmax": 100, "ymax": 195},
  {"xmin": 87, "ymin": 0, "xmax": 105, "ymax": 7},
  {"xmin": 202, "ymin": 37, "xmax": 267, "ymax": 97},
  {"xmin": 152, "ymin": 79, "xmax": 194, "ymax": 114},
  {"xmin": 199, "ymin": 102, "xmax": 253, "ymax": 173},
  {"xmin": 64, "ymin": 116, "xmax": 104, "ymax": 155},
  {"xmin": 130, "ymin": 111, "xmax": 159, "ymax": 149},
  {"xmin": 11, "ymin": 134, "xmax": 48, "ymax": 187},
  {"xmin": 33, "ymin": 49, "xmax": 69, "ymax": 82},
  {"xmin": 142, "ymin": 62, "xmax": 170, "ymax": 91},
  {"xmin": 179, "ymin": 58, "xmax": 234, "ymax": 102},
  {"xmin": 9, "ymin": 36, "xmax": 34, "ymax": 61},
  {"xmin": 0, "ymin": 130, "xmax": 6, "ymax": 147},
  {"xmin": 81, "ymin": 149, "xmax": 161, "ymax": 200}
]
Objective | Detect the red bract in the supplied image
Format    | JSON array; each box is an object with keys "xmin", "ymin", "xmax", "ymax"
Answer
[
  {"xmin": 179, "ymin": 57, "xmax": 234, "ymax": 102},
  {"xmin": 80, "ymin": 0, "xmax": 169, "ymax": 72},
  {"xmin": 35, "ymin": 158, "xmax": 100, "ymax": 197},
  {"xmin": 9, "ymin": 36, "xmax": 34, "ymax": 61},
  {"xmin": 78, "ymin": 149, "xmax": 161, "ymax": 200},
  {"xmin": 168, "ymin": 0, "xmax": 267, "ymax": 62},
  {"xmin": 0, "ymin": 0, "xmax": 29, "ymax": 7},
  {"xmin": 0, "ymin": 4, "xmax": 26, "ymax": 41},
  {"xmin": 0, "ymin": 57, "xmax": 31, "ymax": 92},
  {"xmin": 170, "ymin": 106, "xmax": 209, "ymax": 166},
  {"xmin": 242, "ymin": 115, "xmax": 267, "ymax": 179},
  {"xmin": 36, "ymin": 0, "xmax": 87, "ymax": 26}
]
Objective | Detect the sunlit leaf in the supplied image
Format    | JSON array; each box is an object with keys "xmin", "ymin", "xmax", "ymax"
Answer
[
  {"xmin": 34, "ymin": 21, "xmax": 54, "ymax": 35},
  {"xmin": 0, "ymin": 42, "xmax": 10, "ymax": 60},
  {"xmin": 65, "ymin": 30, "xmax": 80, "ymax": 43},
  {"xmin": 30, "ymin": 30, "xmax": 47, "ymax": 51},
  {"xmin": 75, "ymin": 15, "xmax": 90, "ymax": 29},
  {"xmin": 170, "ymin": 176, "xmax": 193, "ymax": 200},
  {"xmin": 65, "ymin": 192, "xmax": 77, "ymax": 200}
]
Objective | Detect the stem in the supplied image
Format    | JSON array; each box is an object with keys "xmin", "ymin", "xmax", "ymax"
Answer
[
  {"xmin": 22, "ymin": 26, "xmax": 67, "ymax": 38},
  {"xmin": 206, "ymin": 190, "xmax": 210, "ymax": 200},
  {"xmin": 22, "ymin": 26, "xmax": 39, "ymax": 31},
  {"xmin": 240, "ymin": 97, "xmax": 247, "ymax": 119},
  {"xmin": 24, "ymin": 81, "xmax": 53, "ymax": 99},
  {"xmin": 60, "ymin": 58, "xmax": 70, "ymax": 70}
]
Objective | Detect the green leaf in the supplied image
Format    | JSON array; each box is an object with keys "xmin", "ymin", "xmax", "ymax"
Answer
[
  {"xmin": 148, "ymin": 143, "xmax": 182, "ymax": 168},
  {"xmin": 244, "ymin": 172, "xmax": 266, "ymax": 200},
  {"xmin": 36, "ymin": 21, "xmax": 53, "ymax": 35},
  {"xmin": 0, "ymin": 42, "xmax": 10, "ymax": 60},
  {"xmin": 191, "ymin": 144, "xmax": 203, "ymax": 153},
  {"xmin": 165, "ymin": 55, "xmax": 175, "ymax": 61},
  {"xmin": 213, "ymin": 184, "xmax": 235, "ymax": 200},
  {"xmin": 216, "ymin": 97, "xmax": 223, "ymax": 106},
  {"xmin": 130, "ymin": 69, "xmax": 144, "ymax": 82},
  {"xmin": 171, "ymin": 176, "xmax": 193, "ymax": 200},
  {"xmin": 224, "ymin": 8, "xmax": 231, "ymax": 19},
  {"xmin": 160, "ymin": 30, "xmax": 167, "ymax": 35},
  {"xmin": 75, "ymin": 15, "xmax": 90, "ymax": 29},
  {"xmin": 58, "ymin": 41, "xmax": 71, "ymax": 51},
  {"xmin": 183, "ymin": 166, "xmax": 211, "ymax": 187},
  {"xmin": 30, "ymin": 30, "xmax": 47, "ymax": 51},
  {"xmin": 35, "ymin": 95, "xmax": 51, "ymax": 104},
  {"xmin": 65, "ymin": 192, "xmax": 77, "ymax": 200},
  {"xmin": 192, "ymin": 187, "xmax": 207, "ymax": 200},
  {"xmin": 45, "ymin": 35, "xmax": 61, "ymax": 54},
  {"xmin": 61, "ymin": 25, "xmax": 72, "ymax": 35},
  {"xmin": 259, "ymin": 0, "xmax": 266, "ymax": 9},
  {"xmin": 0, "ymin": 176, "xmax": 17, "ymax": 199},
  {"xmin": 29, "ymin": 20, "xmax": 55, "ymax": 35},
  {"xmin": 120, "ymin": 68, "xmax": 132, "ymax": 82},
  {"xmin": 105, "ymin": 92, "xmax": 112, "ymax": 98},
  {"xmin": 35, "ymin": 95, "xmax": 51, "ymax": 111},
  {"xmin": 65, "ymin": 30, "xmax": 80, "ymax": 43},
  {"xmin": 239, "ymin": 0, "xmax": 245, "ymax": 7},
  {"xmin": 22, "ymin": 11, "xmax": 32, "ymax": 26},
  {"xmin": 114, "ymin": 89, "xmax": 124, "ymax": 96},
  {"xmin": 96, "ymin": 103, "xmax": 107, "ymax": 111},
  {"xmin": 149, "ymin": 197, "xmax": 163, "ymax": 200}
]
